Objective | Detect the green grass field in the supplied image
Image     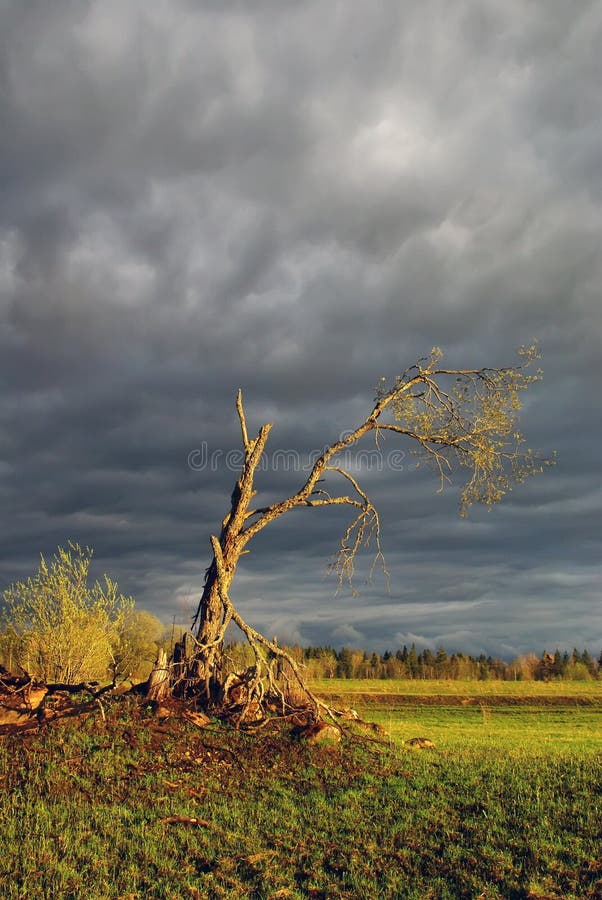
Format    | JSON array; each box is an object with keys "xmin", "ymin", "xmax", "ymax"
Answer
[
  {"xmin": 0, "ymin": 683, "xmax": 601, "ymax": 899},
  {"xmin": 313, "ymin": 678, "xmax": 602, "ymax": 756}
]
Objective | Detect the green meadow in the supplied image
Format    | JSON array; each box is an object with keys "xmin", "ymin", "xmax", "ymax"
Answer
[
  {"xmin": 0, "ymin": 682, "xmax": 601, "ymax": 899},
  {"xmin": 314, "ymin": 678, "xmax": 602, "ymax": 755}
]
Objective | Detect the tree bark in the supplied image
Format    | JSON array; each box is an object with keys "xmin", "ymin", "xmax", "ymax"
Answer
[
  {"xmin": 184, "ymin": 392, "xmax": 272, "ymax": 703},
  {"xmin": 146, "ymin": 649, "xmax": 171, "ymax": 702}
]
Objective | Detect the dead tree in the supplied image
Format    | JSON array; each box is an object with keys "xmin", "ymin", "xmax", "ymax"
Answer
[{"xmin": 158, "ymin": 346, "xmax": 552, "ymax": 721}]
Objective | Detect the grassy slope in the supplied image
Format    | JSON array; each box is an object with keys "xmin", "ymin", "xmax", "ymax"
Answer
[{"xmin": 0, "ymin": 686, "xmax": 600, "ymax": 899}]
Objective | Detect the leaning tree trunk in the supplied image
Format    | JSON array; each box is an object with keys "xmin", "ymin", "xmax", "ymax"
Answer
[
  {"xmin": 170, "ymin": 391, "xmax": 330, "ymax": 721},
  {"xmin": 162, "ymin": 386, "xmax": 387, "ymax": 720},
  {"xmin": 184, "ymin": 554, "xmax": 237, "ymax": 703},
  {"xmin": 179, "ymin": 392, "xmax": 272, "ymax": 705}
]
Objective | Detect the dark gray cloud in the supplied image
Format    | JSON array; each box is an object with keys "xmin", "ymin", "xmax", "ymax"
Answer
[{"xmin": 1, "ymin": 0, "xmax": 601, "ymax": 657}]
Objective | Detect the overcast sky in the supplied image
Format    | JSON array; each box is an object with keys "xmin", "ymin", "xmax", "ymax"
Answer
[{"xmin": 1, "ymin": 1, "xmax": 601, "ymax": 658}]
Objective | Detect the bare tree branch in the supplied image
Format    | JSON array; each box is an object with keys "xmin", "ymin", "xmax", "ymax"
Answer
[{"xmin": 236, "ymin": 388, "xmax": 250, "ymax": 451}]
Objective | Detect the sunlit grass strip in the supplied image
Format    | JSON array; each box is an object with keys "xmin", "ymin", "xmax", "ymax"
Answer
[
  {"xmin": 362, "ymin": 705, "xmax": 602, "ymax": 755},
  {"xmin": 310, "ymin": 677, "xmax": 602, "ymax": 696}
]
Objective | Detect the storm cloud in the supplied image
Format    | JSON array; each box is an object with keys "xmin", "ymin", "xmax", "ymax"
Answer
[{"xmin": 1, "ymin": 0, "xmax": 601, "ymax": 657}]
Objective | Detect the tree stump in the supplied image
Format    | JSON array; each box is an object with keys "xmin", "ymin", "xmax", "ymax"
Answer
[{"xmin": 146, "ymin": 649, "xmax": 171, "ymax": 702}]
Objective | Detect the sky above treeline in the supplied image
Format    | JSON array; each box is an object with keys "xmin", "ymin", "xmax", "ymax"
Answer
[{"xmin": 1, "ymin": 1, "xmax": 601, "ymax": 658}]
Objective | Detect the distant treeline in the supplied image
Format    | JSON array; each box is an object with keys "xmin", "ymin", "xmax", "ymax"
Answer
[{"xmin": 226, "ymin": 642, "xmax": 602, "ymax": 681}]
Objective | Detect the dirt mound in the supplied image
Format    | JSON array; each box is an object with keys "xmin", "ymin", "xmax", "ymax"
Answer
[{"xmin": 319, "ymin": 692, "xmax": 602, "ymax": 708}]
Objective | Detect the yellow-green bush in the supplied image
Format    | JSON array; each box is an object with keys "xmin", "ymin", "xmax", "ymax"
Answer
[{"xmin": 1, "ymin": 543, "xmax": 134, "ymax": 684}]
